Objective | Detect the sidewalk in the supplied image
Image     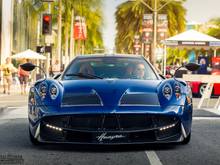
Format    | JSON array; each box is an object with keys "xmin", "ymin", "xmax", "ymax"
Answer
[
  {"xmin": 0, "ymin": 84, "xmax": 29, "ymax": 112},
  {"xmin": 0, "ymin": 82, "xmax": 31, "ymax": 95}
]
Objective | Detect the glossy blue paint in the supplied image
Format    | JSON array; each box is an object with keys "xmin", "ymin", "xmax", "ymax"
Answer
[{"xmin": 28, "ymin": 55, "xmax": 193, "ymax": 144}]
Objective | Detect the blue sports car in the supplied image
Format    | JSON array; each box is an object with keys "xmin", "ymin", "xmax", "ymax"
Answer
[{"xmin": 25, "ymin": 55, "xmax": 198, "ymax": 145}]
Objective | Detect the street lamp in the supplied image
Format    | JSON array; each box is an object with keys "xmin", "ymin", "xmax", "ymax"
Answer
[{"xmin": 129, "ymin": 0, "xmax": 182, "ymax": 67}]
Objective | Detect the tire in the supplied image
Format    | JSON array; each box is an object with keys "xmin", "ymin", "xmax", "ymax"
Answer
[
  {"xmin": 198, "ymin": 83, "xmax": 207, "ymax": 97},
  {"xmin": 181, "ymin": 132, "xmax": 191, "ymax": 145},
  {"xmin": 29, "ymin": 128, "xmax": 41, "ymax": 145}
]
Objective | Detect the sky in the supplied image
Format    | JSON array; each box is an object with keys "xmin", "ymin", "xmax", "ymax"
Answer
[
  {"xmin": 102, "ymin": 0, "xmax": 220, "ymax": 51},
  {"xmin": 184, "ymin": 0, "xmax": 220, "ymax": 23}
]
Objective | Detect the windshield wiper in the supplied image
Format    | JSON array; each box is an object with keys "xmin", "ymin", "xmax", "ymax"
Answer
[{"xmin": 65, "ymin": 73, "xmax": 103, "ymax": 79}]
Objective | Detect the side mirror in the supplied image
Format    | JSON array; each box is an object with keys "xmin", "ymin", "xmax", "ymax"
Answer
[
  {"xmin": 20, "ymin": 62, "xmax": 47, "ymax": 79},
  {"xmin": 159, "ymin": 74, "xmax": 166, "ymax": 79},
  {"xmin": 53, "ymin": 73, "xmax": 61, "ymax": 80},
  {"xmin": 20, "ymin": 63, "xmax": 36, "ymax": 71},
  {"xmin": 174, "ymin": 63, "xmax": 200, "ymax": 77},
  {"xmin": 184, "ymin": 63, "xmax": 200, "ymax": 72},
  {"xmin": 173, "ymin": 63, "xmax": 200, "ymax": 85}
]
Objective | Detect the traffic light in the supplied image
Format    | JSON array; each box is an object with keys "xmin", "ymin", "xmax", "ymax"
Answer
[{"xmin": 42, "ymin": 14, "xmax": 52, "ymax": 35}]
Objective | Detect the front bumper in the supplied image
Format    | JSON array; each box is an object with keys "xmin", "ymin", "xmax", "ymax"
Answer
[
  {"xmin": 30, "ymin": 113, "xmax": 188, "ymax": 144},
  {"xmin": 29, "ymin": 104, "xmax": 192, "ymax": 144}
]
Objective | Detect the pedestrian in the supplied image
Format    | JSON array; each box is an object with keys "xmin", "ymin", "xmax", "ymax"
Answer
[
  {"xmin": 52, "ymin": 59, "xmax": 60, "ymax": 76},
  {"xmin": 18, "ymin": 59, "xmax": 30, "ymax": 95},
  {"xmin": 0, "ymin": 57, "xmax": 17, "ymax": 94}
]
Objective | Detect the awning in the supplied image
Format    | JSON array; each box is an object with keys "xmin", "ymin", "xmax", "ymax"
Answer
[{"xmin": 163, "ymin": 29, "xmax": 220, "ymax": 49}]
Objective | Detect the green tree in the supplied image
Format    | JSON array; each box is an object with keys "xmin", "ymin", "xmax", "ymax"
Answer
[
  {"xmin": 13, "ymin": 0, "xmax": 47, "ymax": 52},
  {"xmin": 16, "ymin": 0, "xmax": 104, "ymax": 62},
  {"xmin": 115, "ymin": 0, "xmax": 186, "ymax": 54},
  {"xmin": 54, "ymin": 0, "xmax": 104, "ymax": 58},
  {"xmin": 206, "ymin": 18, "xmax": 220, "ymax": 39},
  {"xmin": 204, "ymin": 17, "xmax": 220, "ymax": 55}
]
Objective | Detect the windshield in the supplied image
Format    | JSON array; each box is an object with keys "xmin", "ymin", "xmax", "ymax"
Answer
[{"xmin": 62, "ymin": 56, "xmax": 158, "ymax": 80}]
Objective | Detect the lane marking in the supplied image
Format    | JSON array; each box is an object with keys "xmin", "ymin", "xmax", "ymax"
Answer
[
  {"xmin": 8, "ymin": 107, "xmax": 27, "ymax": 109},
  {"xmin": 0, "ymin": 101, "xmax": 27, "ymax": 103},
  {"xmin": 193, "ymin": 117, "xmax": 220, "ymax": 120},
  {"xmin": 145, "ymin": 151, "xmax": 163, "ymax": 165},
  {"xmin": 201, "ymin": 108, "xmax": 220, "ymax": 115}
]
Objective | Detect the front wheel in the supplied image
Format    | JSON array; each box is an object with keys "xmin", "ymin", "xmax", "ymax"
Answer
[
  {"xmin": 29, "ymin": 128, "xmax": 41, "ymax": 145},
  {"xmin": 181, "ymin": 132, "xmax": 191, "ymax": 145}
]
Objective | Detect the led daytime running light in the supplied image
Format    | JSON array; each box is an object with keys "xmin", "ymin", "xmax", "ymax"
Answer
[
  {"xmin": 159, "ymin": 123, "xmax": 176, "ymax": 131},
  {"xmin": 46, "ymin": 124, "xmax": 62, "ymax": 131}
]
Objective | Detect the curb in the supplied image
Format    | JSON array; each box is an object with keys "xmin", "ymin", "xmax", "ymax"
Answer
[{"xmin": 0, "ymin": 106, "xmax": 7, "ymax": 114}]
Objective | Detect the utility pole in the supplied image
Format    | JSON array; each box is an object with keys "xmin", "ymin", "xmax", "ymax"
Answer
[
  {"xmin": 57, "ymin": 0, "xmax": 62, "ymax": 70},
  {"xmin": 152, "ymin": 0, "xmax": 157, "ymax": 67},
  {"xmin": 70, "ymin": 8, "xmax": 75, "ymax": 60},
  {"xmin": 130, "ymin": 0, "xmax": 181, "ymax": 68}
]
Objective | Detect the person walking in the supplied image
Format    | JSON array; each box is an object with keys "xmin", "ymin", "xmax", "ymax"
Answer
[
  {"xmin": 0, "ymin": 57, "xmax": 17, "ymax": 94},
  {"xmin": 18, "ymin": 59, "xmax": 30, "ymax": 95},
  {"xmin": 51, "ymin": 59, "xmax": 60, "ymax": 77}
]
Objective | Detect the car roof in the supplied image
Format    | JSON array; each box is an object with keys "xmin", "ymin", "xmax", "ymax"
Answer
[{"xmin": 74, "ymin": 54, "xmax": 143, "ymax": 59}]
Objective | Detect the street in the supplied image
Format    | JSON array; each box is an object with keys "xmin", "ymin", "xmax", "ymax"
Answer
[
  {"xmin": 0, "ymin": 93, "xmax": 220, "ymax": 165},
  {"xmin": 1, "ymin": 0, "xmax": 220, "ymax": 164}
]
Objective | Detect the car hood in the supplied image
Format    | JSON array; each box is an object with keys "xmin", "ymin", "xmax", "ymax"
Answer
[{"xmin": 61, "ymin": 79, "xmax": 162, "ymax": 106}]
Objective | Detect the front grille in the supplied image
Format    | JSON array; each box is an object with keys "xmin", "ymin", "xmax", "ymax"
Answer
[
  {"xmin": 40, "ymin": 114, "xmax": 181, "ymax": 143},
  {"xmin": 41, "ymin": 114, "xmax": 178, "ymax": 132}
]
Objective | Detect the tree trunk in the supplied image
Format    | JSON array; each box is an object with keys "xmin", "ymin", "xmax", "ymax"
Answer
[
  {"xmin": 57, "ymin": 0, "xmax": 62, "ymax": 69},
  {"xmin": 64, "ymin": 25, "xmax": 69, "ymax": 67},
  {"xmin": 70, "ymin": 8, "xmax": 75, "ymax": 60}
]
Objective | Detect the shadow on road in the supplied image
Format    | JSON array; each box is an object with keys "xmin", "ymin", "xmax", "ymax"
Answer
[
  {"xmin": 35, "ymin": 141, "xmax": 179, "ymax": 153},
  {"xmin": 0, "ymin": 118, "xmax": 186, "ymax": 153}
]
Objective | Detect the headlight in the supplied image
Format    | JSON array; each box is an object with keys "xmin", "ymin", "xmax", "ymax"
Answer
[
  {"xmin": 49, "ymin": 84, "xmax": 59, "ymax": 100},
  {"xmin": 163, "ymin": 83, "xmax": 172, "ymax": 100},
  {"xmin": 174, "ymin": 83, "xmax": 181, "ymax": 100},
  {"xmin": 39, "ymin": 83, "xmax": 47, "ymax": 100}
]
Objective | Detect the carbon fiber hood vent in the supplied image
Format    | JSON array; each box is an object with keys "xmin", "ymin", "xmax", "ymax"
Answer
[
  {"xmin": 119, "ymin": 92, "xmax": 160, "ymax": 106},
  {"xmin": 62, "ymin": 89, "xmax": 102, "ymax": 107}
]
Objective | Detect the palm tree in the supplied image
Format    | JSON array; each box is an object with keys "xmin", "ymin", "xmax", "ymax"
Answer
[
  {"xmin": 202, "ymin": 17, "xmax": 220, "ymax": 55},
  {"xmin": 206, "ymin": 18, "xmax": 220, "ymax": 39},
  {"xmin": 13, "ymin": 0, "xmax": 47, "ymax": 52},
  {"xmin": 17, "ymin": 0, "xmax": 104, "ymax": 65},
  {"xmin": 54, "ymin": 0, "xmax": 104, "ymax": 63},
  {"xmin": 115, "ymin": 0, "xmax": 186, "ymax": 54}
]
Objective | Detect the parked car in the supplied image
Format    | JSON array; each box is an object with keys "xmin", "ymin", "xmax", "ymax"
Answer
[{"xmin": 21, "ymin": 55, "xmax": 199, "ymax": 145}]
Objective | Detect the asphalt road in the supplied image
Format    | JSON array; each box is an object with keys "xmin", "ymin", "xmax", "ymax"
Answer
[{"xmin": 1, "ymin": 95, "xmax": 220, "ymax": 165}]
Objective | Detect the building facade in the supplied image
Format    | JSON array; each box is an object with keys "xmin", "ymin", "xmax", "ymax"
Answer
[{"xmin": 0, "ymin": 0, "xmax": 13, "ymax": 65}]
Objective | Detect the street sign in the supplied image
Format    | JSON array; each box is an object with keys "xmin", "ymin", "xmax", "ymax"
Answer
[
  {"xmin": 142, "ymin": 14, "xmax": 153, "ymax": 43},
  {"xmin": 36, "ymin": 46, "xmax": 45, "ymax": 53},
  {"xmin": 133, "ymin": 35, "xmax": 141, "ymax": 55},
  {"xmin": 74, "ymin": 16, "xmax": 87, "ymax": 40},
  {"xmin": 157, "ymin": 14, "xmax": 168, "ymax": 41},
  {"xmin": 36, "ymin": 46, "xmax": 52, "ymax": 53}
]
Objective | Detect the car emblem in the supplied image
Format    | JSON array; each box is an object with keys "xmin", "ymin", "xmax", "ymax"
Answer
[{"xmin": 96, "ymin": 132, "xmax": 125, "ymax": 142}]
